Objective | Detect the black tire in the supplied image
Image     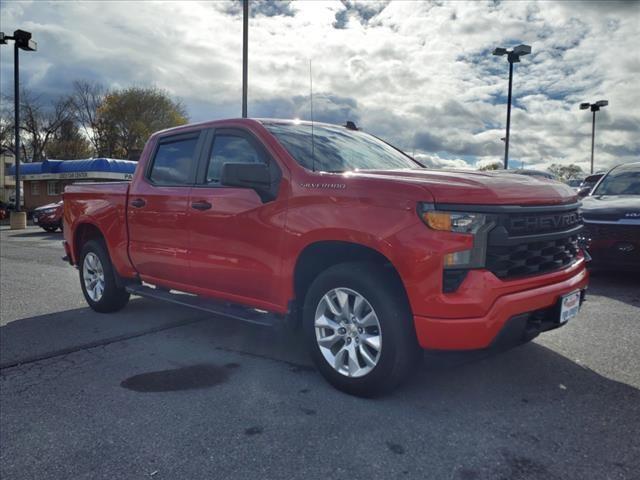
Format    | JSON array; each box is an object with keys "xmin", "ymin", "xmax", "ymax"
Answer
[
  {"xmin": 79, "ymin": 239, "xmax": 130, "ymax": 313},
  {"xmin": 302, "ymin": 262, "xmax": 421, "ymax": 397},
  {"xmin": 43, "ymin": 226, "xmax": 57, "ymax": 232}
]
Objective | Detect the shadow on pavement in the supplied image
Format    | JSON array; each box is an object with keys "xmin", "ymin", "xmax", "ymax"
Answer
[
  {"xmin": 587, "ymin": 270, "xmax": 640, "ymax": 306},
  {"xmin": 1, "ymin": 302, "xmax": 638, "ymax": 480},
  {"xmin": 0, "ymin": 298, "xmax": 211, "ymax": 368},
  {"xmin": 6, "ymin": 229, "xmax": 63, "ymax": 239}
]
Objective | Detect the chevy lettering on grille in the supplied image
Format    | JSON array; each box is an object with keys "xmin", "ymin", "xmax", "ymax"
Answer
[{"xmin": 509, "ymin": 211, "xmax": 581, "ymax": 235}]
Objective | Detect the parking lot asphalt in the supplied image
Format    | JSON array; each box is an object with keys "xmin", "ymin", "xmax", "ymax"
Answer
[{"xmin": 1, "ymin": 226, "xmax": 639, "ymax": 480}]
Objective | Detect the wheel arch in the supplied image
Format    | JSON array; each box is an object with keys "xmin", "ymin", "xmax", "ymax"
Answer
[
  {"xmin": 292, "ymin": 240, "xmax": 410, "ymax": 318},
  {"xmin": 73, "ymin": 222, "xmax": 106, "ymax": 264}
]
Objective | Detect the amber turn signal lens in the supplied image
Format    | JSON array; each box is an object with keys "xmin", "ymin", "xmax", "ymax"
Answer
[{"xmin": 424, "ymin": 211, "xmax": 452, "ymax": 231}]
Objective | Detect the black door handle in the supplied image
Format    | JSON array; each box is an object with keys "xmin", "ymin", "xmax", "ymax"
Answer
[
  {"xmin": 191, "ymin": 200, "xmax": 212, "ymax": 211},
  {"xmin": 131, "ymin": 198, "xmax": 146, "ymax": 208}
]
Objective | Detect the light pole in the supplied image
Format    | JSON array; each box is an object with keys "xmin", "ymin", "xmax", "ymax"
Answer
[
  {"xmin": 1, "ymin": 29, "xmax": 37, "ymax": 229},
  {"xmin": 242, "ymin": 0, "xmax": 248, "ymax": 118},
  {"xmin": 492, "ymin": 44, "xmax": 531, "ymax": 169},
  {"xmin": 580, "ymin": 100, "xmax": 608, "ymax": 174}
]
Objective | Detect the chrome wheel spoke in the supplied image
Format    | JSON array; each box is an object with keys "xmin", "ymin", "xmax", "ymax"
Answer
[
  {"xmin": 359, "ymin": 344, "xmax": 377, "ymax": 368},
  {"xmin": 335, "ymin": 289, "xmax": 350, "ymax": 319},
  {"xmin": 320, "ymin": 294, "xmax": 341, "ymax": 317},
  {"xmin": 346, "ymin": 345, "xmax": 361, "ymax": 376},
  {"xmin": 317, "ymin": 332, "xmax": 341, "ymax": 349},
  {"xmin": 315, "ymin": 314, "xmax": 340, "ymax": 331},
  {"xmin": 362, "ymin": 333, "xmax": 381, "ymax": 352},
  {"xmin": 333, "ymin": 347, "xmax": 348, "ymax": 371},
  {"xmin": 358, "ymin": 311, "xmax": 378, "ymax": 328}
]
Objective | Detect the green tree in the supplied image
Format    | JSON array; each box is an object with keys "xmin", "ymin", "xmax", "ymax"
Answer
[
  {"xmin": 547, "ymin": 163, "xmax": 584, "ymax": 182},
  {"xmin": 45, "ymin": 119, "xmax": 92, "ymax": 159},
  {"xmin": 97, "ymin": 87, "xmax": 188, "ymax": 160},
  {"xmin": 478, "ymin": 161, "xmax": 502, "ymax": 171}
]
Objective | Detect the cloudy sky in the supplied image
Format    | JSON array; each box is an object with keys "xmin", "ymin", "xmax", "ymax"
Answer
[{"xmin": 1, "ymin": 0, "xmax": 638, "ymax": 172}]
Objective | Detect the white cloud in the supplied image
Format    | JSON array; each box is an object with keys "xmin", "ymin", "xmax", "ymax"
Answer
[{"xmin": 1, "ymin": 0, "xmax": 638, "ymax": 173}]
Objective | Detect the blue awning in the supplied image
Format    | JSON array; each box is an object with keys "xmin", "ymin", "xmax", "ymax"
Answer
[{"xmin": 7, "ymin": 158, "xmax": 137, "ymax": 180}]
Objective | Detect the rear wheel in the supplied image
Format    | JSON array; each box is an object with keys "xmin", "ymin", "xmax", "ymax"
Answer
[
  {"xmin": 79, "ymin": 239, "xmax": 130, "ymax": 313},
  {"xmin": 303, "ymin": 262, "xmax": 421, "ymax": 397}
]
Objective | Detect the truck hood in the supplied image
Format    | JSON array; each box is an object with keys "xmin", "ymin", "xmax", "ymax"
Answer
[
  {"xmin": 581, "ymin": 195, "xmax": 640, "ymax": 222},
  {"xmin": 346, "ymin": 169, "xmax": 577, "ymax": 206},
  {"xmin": 34, "ymin": 202, "xmax": 62, "ymax": 212}
]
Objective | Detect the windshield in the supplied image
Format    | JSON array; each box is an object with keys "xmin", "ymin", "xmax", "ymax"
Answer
[
  {"xmin": 593, "ymin": 165, "xmax": 640, "ymax": 195},
  {"xmin": 264, "ymin": 123, "xmax": 422, "ymax": 172}
]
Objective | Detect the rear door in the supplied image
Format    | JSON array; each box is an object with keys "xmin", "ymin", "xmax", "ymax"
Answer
[
  {"xmin": 186, "ymin": 128, "xmax": 287, "ymax": 310},
  {"xmin": 128, "ymin": 130, "xmax": 205, "ymax": 286}
]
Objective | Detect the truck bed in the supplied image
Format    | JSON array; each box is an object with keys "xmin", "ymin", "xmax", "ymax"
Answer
[{"xmin": 63, "ymin": 182, "xmax": 132, "ymax": 275}]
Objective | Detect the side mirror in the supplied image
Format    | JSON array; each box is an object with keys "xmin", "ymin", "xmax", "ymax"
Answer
[
  {"xmin": 577, "ymin": 186, "xmax": 591, "ymax": 198},
  {"xmin": 220, "ymin": 163, "xmax": 277, "ymax": 202}
]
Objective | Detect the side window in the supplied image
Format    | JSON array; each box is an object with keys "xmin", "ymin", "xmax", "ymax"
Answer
[
  {"xmin": 149, "ymin": 136, "xmax": 199, "ymax": 185},
  {"xmin": 207, "ymin": 135, "xmax": 265, "ymax": 184}
]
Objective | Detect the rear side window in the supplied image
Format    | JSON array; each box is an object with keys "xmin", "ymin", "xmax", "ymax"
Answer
[
  {"xmin": 207, "ymin": 135, "xmax": 266, "ymax": 184},
  {"xmin": 149, "ymin": 137, "xmax": 199, "ymax": 185}
]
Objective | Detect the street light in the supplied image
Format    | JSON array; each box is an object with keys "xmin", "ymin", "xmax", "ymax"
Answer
[
  {"xmin": 0, "ymin": 29, "xmax": 37, "ymax": 229},
  {"xmin": 492, "ymin": 44, "xmax": 532, "ymax": 169},
  {"xmin": 580, "ymin": 100, "xmax": 608, "ymax": 174},
  {"xmin": 242, "ymin": 0, "xmax": 248, "ymax": 118}
]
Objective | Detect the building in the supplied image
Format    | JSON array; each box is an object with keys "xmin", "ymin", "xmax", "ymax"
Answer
[
  {"xmin": 1, "ymin": 152, "xmax": 18, "ymax": 204},
  {"xmin": 7, "ymin": 158, "xmax": 137, "ymax": 210}
]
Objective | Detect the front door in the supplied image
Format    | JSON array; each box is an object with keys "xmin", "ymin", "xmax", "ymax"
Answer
[
  {"xmin": 128, "ymin": 130, "xmax": 204, "ymax": 286},
  {"xmin": 187, "ymin": 128, "xmax": 287, "ymax": 311}
]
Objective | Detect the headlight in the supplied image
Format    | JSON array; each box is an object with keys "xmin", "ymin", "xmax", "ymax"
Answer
[
  {"xmin": 418, "ymin": 203, "xmax": 495, "ymax": 269},
  {"xmin": 421, "ymin": 210, "xmax": 487, "ymax": 234}
]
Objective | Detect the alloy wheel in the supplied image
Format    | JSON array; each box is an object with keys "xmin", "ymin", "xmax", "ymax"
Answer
[{"xmin": 314, "ymin": 287, "xmax": 382, "ymax": 377}]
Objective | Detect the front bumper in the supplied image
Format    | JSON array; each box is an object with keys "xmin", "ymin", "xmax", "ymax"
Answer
[
  {"xmin": 582, "ymin": 221, "xmax": 640, "ymax": 271},
  {"xmin": 33, "ymin": 213, "xmax": 61, "ymax": 227},
  {"xmin": 413, "ymin": 261, "xmax": 589, "ymax": 350}
]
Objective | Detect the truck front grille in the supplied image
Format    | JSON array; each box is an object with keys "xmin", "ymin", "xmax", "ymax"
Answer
[
  {"xmin": 485, "ymin": 204, "xmax": 582, "ymax": 280},
  {"xmin": 486, "ymin": 234, "xmax": 580, "ymax": 279}
]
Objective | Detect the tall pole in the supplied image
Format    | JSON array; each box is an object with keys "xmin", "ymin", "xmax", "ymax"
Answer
[
  {"xmin": 14, "ymin": 42, "xmax": 21, "ymax": 212},
  {"xmin": 503, "ymin": 59, "xmax": 513, "ymax": 169},
  {"xmin": 242, "ymin": 0, "xmax": 248, "ymax": 118},
  {"xmin": 590, "ymin": 109, "xmax": 596, "ymax": 174}
]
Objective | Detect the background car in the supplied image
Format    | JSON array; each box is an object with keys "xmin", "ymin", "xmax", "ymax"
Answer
[
  {"xmin": 566, "ymin": 178, "xmax": 584, "ymax": 191},
  {"xmin": 32, "ymin": 201, "xmax": 64, "ymax": 232},
  {"xmin": 580, "ymin": 162, "xmax": 640, "ymax": 271},
  {"xmin": 577, "ymin": 173, "xmax": 605, "ymax": 198},
  {"xmin": 0, "ymin": 201, "xmax": 8, "ymax": 220}
]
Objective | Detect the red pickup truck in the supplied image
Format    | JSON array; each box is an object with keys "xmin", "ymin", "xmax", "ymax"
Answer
[{"xmin": 63, "ymin": 118, "xmax": 588, "ymax": 396}]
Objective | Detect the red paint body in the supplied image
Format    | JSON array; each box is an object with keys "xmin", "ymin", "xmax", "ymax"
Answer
[{"xmin": 63, "ymin": 119, "xmax": 588, "ymax": 350}]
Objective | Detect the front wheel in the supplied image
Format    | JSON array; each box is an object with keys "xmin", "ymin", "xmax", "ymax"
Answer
[
  {"xmin": 303, "ymin": 262, "xmax": 421, "ymax": 397},
  {"xmin": 79, "ymin": 239, "xmax": 130, "ymax": 313}
]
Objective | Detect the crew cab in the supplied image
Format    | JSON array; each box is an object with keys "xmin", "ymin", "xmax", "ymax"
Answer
[{"xmin": 63, "ymin": 118, "xmax": 588, "ymax": 396}]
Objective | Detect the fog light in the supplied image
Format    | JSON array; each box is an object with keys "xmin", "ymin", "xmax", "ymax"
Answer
[{"xmin": 444, "ymin": 250, "xmax": 472, "ymax": 266}]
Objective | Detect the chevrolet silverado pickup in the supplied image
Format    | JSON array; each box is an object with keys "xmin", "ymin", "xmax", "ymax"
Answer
[{"xmin": 63, "ymin": 118, "xmax": 588, "ymax": 396}]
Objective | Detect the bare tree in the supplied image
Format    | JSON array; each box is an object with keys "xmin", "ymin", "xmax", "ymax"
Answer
[
  {"xmin": 0, "ymin": 94, "xmax": 15, "ymax": 154},
  {"xmin": 68, "ymin": 80, "xmax": 106, "ymax": 156},
  {"xmin": 20, "ymin": 91, "xmax": 73, "ymax": 161}
]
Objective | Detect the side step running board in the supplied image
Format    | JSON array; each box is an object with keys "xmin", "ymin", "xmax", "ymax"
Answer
[{"xmin": 125, "ymin": 284, "xmax": 282, "ymax": 327}]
